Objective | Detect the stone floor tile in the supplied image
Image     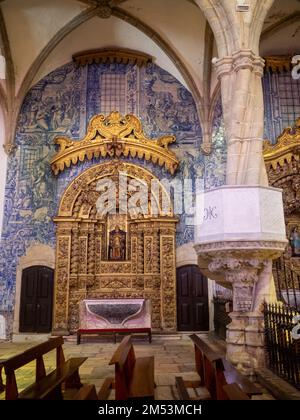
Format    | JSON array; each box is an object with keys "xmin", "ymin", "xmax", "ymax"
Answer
[{"xmin": 155, "ymin": 386, "xmax": 175, "ymax": 400}]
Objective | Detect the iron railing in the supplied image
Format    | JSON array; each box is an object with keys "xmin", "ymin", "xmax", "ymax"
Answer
[
  {"xmin": 273, "ymin": 257, "xmax": 300, "ymax": 311},
  {"xmin": 263, "ymin": 302, "xmax": 300, "ymax": 389}
]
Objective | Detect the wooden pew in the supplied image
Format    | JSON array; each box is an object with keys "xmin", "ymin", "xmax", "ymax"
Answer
[
  {"xmin": 215, "ymin": 357, "xmax": 262, "ymax": 399},
  {"xmin": 176, "ymin": 334, "xmax": 262, "ymax": 400},
  {"xmin": 176, "ymin": 335, "xmax": 223, "ymax": 400},
  {"xmin": 99, "ymin": 335, "xmax": 154, "ymax": 400},
  {"xmin": 222, "ymin": 383, "xmax": 250, "ymax": 400},
  {"xmin": 73, "ymin": 384, "xmax": 99, "ymax": 400},
  {"xmin": 1, "ymin": 337, "xmax": 87, "ymax": 400}
]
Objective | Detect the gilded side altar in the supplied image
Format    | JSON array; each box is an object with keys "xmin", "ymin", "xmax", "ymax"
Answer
[{"xmin": 51, "ymin": 113, "xmax": 178, "ymax": 334}]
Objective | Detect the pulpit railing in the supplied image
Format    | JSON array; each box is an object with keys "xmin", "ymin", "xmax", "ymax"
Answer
[{"xmin": 263, "ymin": 302, "xmax": 300, "ymax": 389}]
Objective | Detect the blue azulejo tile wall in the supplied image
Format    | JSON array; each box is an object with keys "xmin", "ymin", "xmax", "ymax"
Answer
[{"xmin": 0, "ymin": 61, "xmax": 227, "ymax": 314}]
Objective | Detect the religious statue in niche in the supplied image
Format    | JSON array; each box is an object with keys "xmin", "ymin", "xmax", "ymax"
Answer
[
  {"xmin": 290, "ymin": 226, "xmax": 300, "ymax": 257},
  {"xmin": 109, "ymin": 226, "xmax": 126, "ymax": 260}
]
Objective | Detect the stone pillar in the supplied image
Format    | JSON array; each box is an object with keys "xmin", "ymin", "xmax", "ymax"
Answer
[
  {"xmin": 215, "ymin": 50, "xmax": 268, "ymax": 186},
  {"xmin": 208, "ymin": 258, "xmax": 267, "ymax": 375}
]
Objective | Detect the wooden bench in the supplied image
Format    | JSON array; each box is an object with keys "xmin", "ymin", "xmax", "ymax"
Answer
[
  {"xmin": 222, "ymin": 383, "xmax": 251, "ymax": 400},
  {"xmin": 216, "ymin": 357, "xmax": 262, "ymax": 399},
  {"xmin": 176, "ymin": 334, "xmax": 262, "ymax": 400},
  {"xmin": 176, "ymin": 335, "xmax": 223, "ymax": 400},
  {"xmin": 72, "ymin": 384, "xmax": 99, "ymax": 400},
  {"xmin": 99, "ymin": 334, "xmax": 154, "ymax": 400},
  {"xmin": 1, "ymin": 337, "xmax": 87, "ymax": 400}
]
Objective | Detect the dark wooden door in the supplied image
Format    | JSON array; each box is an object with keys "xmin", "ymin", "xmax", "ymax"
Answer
[
  {"xmin": 177, "ymin": 265, "xmax": 209, "ymax": 331},
  {"xmin": 20, "ymin": 266, "xmax": 54, "ymax": 333}
]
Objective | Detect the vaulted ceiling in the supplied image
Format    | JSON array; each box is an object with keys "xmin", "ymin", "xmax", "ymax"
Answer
[
  {"xmin": 1, "ymin": 0, "xmax": 298, "ymax": 99},
  {"xmin": 261, "ymin": 0, "xmax": 300, "ymax": 55}
]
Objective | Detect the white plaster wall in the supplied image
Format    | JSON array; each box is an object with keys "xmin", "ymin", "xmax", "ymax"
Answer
[
  {"xmin": 122, "ymin": 0, "xmax": 206, "ymax": 95},
  {"xmin": 0, "ymin": 105, "xmax": 7, "ymax": 238},
  {"xmin": 33, "ymin": 15, "xmax": 186, "ymax": 88},
  {"xmin": 1, "ymin": 0, "xmax": 88, "ymax": 92}
]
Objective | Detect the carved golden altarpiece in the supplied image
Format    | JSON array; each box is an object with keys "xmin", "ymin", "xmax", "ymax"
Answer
[
  {"xmin": 264, "ymin": 118, "xmax": 300, "ymax": 299},
  {"xmin": 51, "ymin": 112, "xmax": 179, "ymax": 334},
  {"xmin": 264, "ymin": 118, "xmax": 300, "ymax": 219}
]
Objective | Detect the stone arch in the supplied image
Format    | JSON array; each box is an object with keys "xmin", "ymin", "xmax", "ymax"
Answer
[
  {"xmin": 57, "ymin": 161, "xmax": 174, "ymax": 219},
  {"xmin": 195, "ymin": 0, "xmax": 275, "ymax": 57}
]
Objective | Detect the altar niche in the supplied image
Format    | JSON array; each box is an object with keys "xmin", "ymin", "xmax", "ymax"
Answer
[
  {"xmin": 107, "ymin": 214, "xmax": 127, "ymax": 261},
  {"xmin": 52, "ymin": 161, "xmax": 178, "ymax": 335}
]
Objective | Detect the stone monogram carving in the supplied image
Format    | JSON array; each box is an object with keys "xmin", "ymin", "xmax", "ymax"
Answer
[{"xmin": 53, "ymin": 161, "xmax": 178, "ymax": 333}]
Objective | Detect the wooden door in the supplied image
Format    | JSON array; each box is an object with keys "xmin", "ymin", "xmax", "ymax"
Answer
[
  {"xmin": 177, "ymin": 265, "xmax": 209, "ymax": 331},
  {"xmin": 20, "ymin": 266, "xmax": 54, "ymax": 333}
]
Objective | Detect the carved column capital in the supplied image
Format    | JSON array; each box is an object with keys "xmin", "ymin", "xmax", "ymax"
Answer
[
  {"xmin": 214, "ymin": 56, "xmax": 233, "ymax": 79},
  {"xmin": 214, "ymin": 50, "xmax": 265, "ymax": 80},
  {"xmin": 232, "ymin": 50, "xmax": 264, "ymax": 76},
  {"xmin": 208, "ymin": 257, "xmax": 268, "ymax": 312}
]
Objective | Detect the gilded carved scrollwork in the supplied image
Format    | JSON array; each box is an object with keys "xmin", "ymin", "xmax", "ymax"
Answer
[
  {"xmin": 51, "ymin": 111, "xmax": 179, "ymax": 175},
  {"xmin": 263, "ymin": 119, "xmax": 300, "ymax": 216},
  {"xmin": 264, "ymin": 118, "xmax": 300, "ymax": 299},
  {"xmin": 53, "ymin": 236, "xmax": 71, "ymax": 333},
  {"xmin": 161, "ymin": 235, "xmax": 177, "ymax": 330}
]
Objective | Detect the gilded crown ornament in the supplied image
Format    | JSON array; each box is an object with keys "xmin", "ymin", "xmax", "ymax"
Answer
[
  {"xmin": 263, "ymin": 118, "xmax": 300, "ymax": 170},
  {"xmin": 51, "ymin": 111, "xmax": 179, "ymax": 175}
]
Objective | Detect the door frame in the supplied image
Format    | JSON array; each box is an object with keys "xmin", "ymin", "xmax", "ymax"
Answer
[
  {"xmin": 13, "ymin": 244, "xmax": 55, "ymax": 335},
  {"xmin": 176, "ymin": 243, "xmax": 214, "ymax": 331},
  {"xmin": 20, "ymin": 265, "xmax": 54, "ymax": 333},
  {"xmin": 176, "ymin": 264, "xmax": 209, "ymax": 331}
]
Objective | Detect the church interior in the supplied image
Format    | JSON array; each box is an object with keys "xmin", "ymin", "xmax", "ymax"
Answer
[{"xmin": 0, "ymin": 0, "xmax": 299, "ymax": 402}]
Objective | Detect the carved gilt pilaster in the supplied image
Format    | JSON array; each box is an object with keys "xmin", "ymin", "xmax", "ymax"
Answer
[
  {"xmin": 53, "ymin": 234, "xmax": 71, "ymax": 335},
  {"xmin": 160, "ymin": 234, "xmax": 176, "ymax": 331}
]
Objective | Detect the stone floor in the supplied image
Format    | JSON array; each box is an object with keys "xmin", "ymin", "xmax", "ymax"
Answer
[{"xmin": 0, "ymin": 333, "xmax": 274, "ymax": 400}]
